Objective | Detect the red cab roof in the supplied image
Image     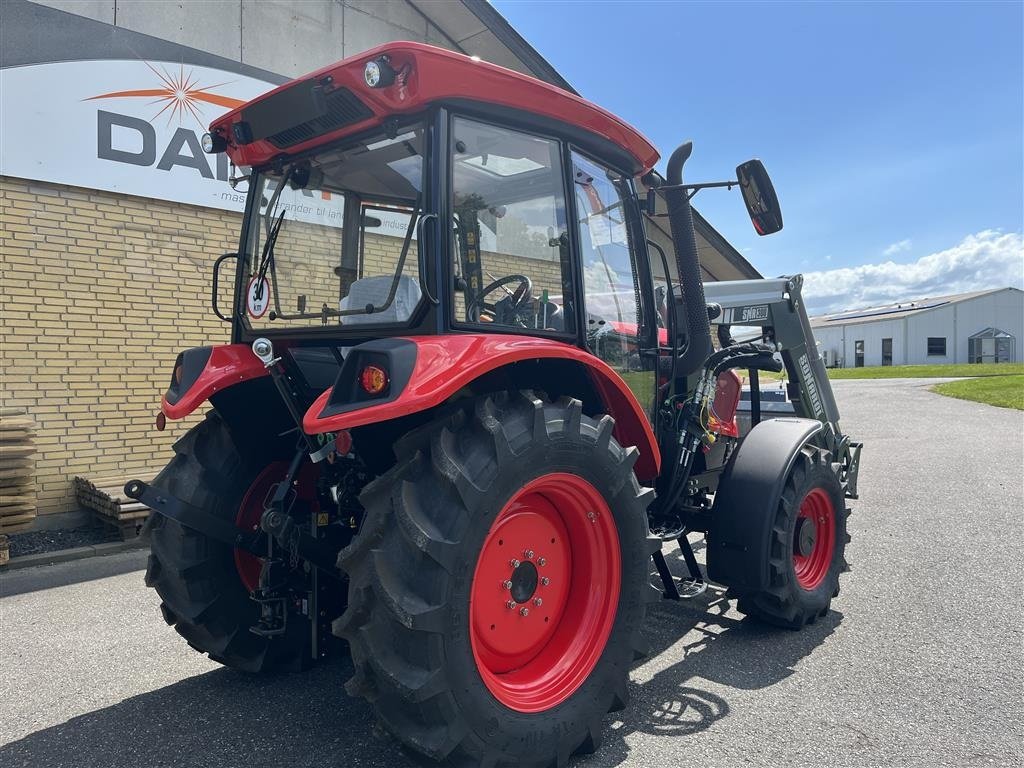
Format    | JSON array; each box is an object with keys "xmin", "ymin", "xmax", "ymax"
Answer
[{"xmin": 211, "ymin": 41, "xmax": 659, "ymax": 173}]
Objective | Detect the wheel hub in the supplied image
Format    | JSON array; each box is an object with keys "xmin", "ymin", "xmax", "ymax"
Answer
[
  {"xmin": 794, "ymin": 516, "xmax": 817, "ymax": 557},
  {"xmin": 792, "ymin": 487, "xmax": 836, "ymax": 591},
  {"xmin": 510, "ymin": 560, "xmax": 539, "ymax": 604},
  {"xmin": 234, "ymin": 461, "xmax": 319, "ymax": 592}
]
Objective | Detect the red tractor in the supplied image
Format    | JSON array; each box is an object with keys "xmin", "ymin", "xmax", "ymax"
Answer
[{"xmin": 129, "ymin": 42, "xmax": 861, "ymax": 767}]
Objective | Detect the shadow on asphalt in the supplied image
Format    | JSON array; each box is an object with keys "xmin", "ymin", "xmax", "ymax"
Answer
[{"xmin": 0, "ymin": 550, "xmax": 839, "ymax": 768}]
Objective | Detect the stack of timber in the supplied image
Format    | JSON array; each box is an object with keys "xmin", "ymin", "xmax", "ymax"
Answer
[
  {"xmin": 74, "ymin": 472, "xmax": 158, "ymax": 539},
  {"xmin": 0, "ymin": 409, "xmax": 37, "ymax": 534}
]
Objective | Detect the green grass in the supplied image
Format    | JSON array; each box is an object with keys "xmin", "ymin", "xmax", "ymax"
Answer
[
  {"xmin": 826, "ymin": 362, "xmax": 1024, "ymax": 379},
  {"xmin": 931, "ymin": 375, "xmax": 1024, "ymax": 410}
]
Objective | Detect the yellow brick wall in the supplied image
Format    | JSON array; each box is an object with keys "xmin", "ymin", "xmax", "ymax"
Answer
[
  {"xmin": 0, "ymin": 175, "xmax": 573, "ymax": 517},
  {"xmin": 1, "ymin": 176, "xmax": 240, "ymax": 516}
]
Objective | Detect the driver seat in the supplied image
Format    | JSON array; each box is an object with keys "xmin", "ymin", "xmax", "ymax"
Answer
[{"xmin": 340, "ymin": 275, "xmax": 422, "ymax": 324}]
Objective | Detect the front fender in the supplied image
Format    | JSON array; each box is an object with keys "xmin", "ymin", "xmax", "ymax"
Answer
[
  {"xmin": 303, "ymin": 334, "xmax": 661, "ymax": 478},
  {"xmin": 161, "ymin": 344, "xmax": 268, "ymax": 420},
  {"xmin": 706, "ymin": 417, "xmax": 824, "ymax": 591}
]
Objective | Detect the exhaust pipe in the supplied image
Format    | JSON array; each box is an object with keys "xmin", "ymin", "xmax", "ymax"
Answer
[{"xmin": 663, "ymin": 141, "xmax": 713, "ymax": 378}]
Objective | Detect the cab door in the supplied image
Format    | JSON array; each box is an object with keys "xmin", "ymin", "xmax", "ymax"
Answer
[{"xmin": 570, "ymin": 150, "xmax": 657, "ymax": 418}]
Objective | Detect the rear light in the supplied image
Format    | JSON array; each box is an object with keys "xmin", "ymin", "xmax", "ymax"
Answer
[
  {"xmin": 359, "ymin": 365, "xmax": 389, "ymax": 395},
  {"xmin": 155, "ymin": 412, "xmax": 166, "ymax": 432}
]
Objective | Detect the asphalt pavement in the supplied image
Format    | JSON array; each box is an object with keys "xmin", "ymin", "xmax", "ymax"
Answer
[{"xmin": 1, "ymin": 379, "xmax": 1022, "ymax": 767}]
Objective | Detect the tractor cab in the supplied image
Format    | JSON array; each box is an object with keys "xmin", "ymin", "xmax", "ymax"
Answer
[{"xmin": 210, "ymin": 44, "xmax": 668, "ymax": 427}]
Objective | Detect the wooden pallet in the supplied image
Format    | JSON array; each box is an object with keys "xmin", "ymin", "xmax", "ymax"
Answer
[
  {"xmin": 0, "ymin": 411, "xmax": 36, "ymax": 534},
  {"xmin": 74, "ymin": 473, "xmax": 157, "ymax": 540}
]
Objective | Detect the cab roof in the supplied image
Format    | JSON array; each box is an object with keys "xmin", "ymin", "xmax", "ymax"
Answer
[{"xmin": 210, "ymin": 41, "xmax": 659, "ymax": 174}]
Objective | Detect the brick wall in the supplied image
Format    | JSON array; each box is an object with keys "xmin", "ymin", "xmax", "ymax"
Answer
[
  {"xmin": 1, "ymin": 176, "xmax": 239, "ymax": 516},
  {"xmin": 0, "ymin": 175, "xmax": 572, "ymax": 517}
]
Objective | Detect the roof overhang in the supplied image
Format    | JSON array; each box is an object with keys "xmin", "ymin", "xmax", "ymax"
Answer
[{"xmin": 212, "ymin": 41, "xmax": 658, "ymax": 173}]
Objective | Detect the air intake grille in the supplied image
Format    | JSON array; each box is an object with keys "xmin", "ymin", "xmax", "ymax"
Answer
[{"xmin": 267, "ymin": 88, "xmax": 373, "ymax": 149}]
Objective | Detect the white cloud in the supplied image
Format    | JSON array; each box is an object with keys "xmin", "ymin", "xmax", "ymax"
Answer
[
  {"xmin": 803, "ymin": 230, "xmax": 1024, "ymax": 315},
  {"xmin": 883, "ymin": 238, "xmax": 913, "ymax": 257}
]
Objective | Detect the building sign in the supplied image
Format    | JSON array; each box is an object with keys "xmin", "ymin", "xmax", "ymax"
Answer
[
  {"xmin": 1, "ymin": 58, "xmax": 419, "ymax": 235},
  {"xmin": 1, "ymin": 59, "xmax": 275, "ymax": 214}
]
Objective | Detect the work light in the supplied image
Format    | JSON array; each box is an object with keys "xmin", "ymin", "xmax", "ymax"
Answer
[
  {"xmin": 201, "ymin": 132, "xmax": 227, "ymax": 154},
  {"xmin": 364, "ymin": 57, "xmax": 396, "ymax": 88}
]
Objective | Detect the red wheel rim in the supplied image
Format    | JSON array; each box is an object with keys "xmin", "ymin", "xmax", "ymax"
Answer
[
  {"xmin": 469, "ymin": 473, "xmax": 621, "ymax": 713},
  {"xmin": 234, "ymin": 462, "xmax": 318, "ymax": 592},
  {"xmin": 793, "ymin": 487, "xmax": 836, "ymax": 591}
]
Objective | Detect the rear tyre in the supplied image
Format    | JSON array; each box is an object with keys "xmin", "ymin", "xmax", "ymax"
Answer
[
  {"xmin": 144, "ymin": 411, "xmax": 312, "ymax": 672},
  {"xmin": 335, "ymin": 392, "xmax": 657, "ymax": 767},
  {"xmin": 737, "ymin": 445, "xmax": 851, "ymax": 629}
]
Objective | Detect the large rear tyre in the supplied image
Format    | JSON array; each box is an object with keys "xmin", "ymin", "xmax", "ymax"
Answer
[
  {"xmin": 335, "ymin": 392, "xmax": 657, "ymax": 767},
  {"xmin": 144, "ymin": 412, "xmax": 312, "ymax": 672},
  {"xmin": 736, "ymin": 445, "xmax": 851, "ymax": 629}
]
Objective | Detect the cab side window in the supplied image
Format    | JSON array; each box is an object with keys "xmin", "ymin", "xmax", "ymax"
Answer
[
  {"xmin": 572, "ymin": 151, "xmax": 654, "ymax": 413},
  {"xmin": 450, "ymin": 117, "xmax": 575, "ymax": 333}
]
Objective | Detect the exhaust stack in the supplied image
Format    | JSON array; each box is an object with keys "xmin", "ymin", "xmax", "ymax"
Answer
[{"xmin": 663, "ymin": 141, "xmax": 713, "ymax": 378}]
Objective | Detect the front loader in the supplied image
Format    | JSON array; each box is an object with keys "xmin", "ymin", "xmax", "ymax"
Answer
[{"xmin": 129, "ymin": 42, "xmax": 862, "ymax": 767}]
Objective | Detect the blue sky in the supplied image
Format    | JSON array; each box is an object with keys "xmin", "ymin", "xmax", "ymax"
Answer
[{"xmin": 494, "ymin": 0, "xmax": 1024, "ymax": 313}]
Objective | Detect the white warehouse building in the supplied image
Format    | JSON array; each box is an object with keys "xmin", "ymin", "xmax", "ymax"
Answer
[{"xmin": 810, "ymin": 287, "xmax": 1024, "ymax": 368}]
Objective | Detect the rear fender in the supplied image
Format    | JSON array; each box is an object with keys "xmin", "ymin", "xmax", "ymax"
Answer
[
  {"xmin": 303, "ymin": 334, "xmax": 661, "ymax": 479},
  {"xmin": 707, "ymin": 417, "xmax": 824, "ymax": 591},
  {"xmin": 161, "ymin": 344, "xmax": 268, "ymax": 420}
]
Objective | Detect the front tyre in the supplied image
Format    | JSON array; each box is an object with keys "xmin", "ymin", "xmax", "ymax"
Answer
[
  {"xmin": 335, "ymin": 392, "xmax": 657, "ymax": 767},
  {"xmin": 737, "ymin": 445, "xmax": 851, "ymax": 628}
]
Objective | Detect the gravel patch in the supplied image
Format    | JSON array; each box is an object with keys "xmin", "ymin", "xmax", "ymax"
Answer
[{"xmin": 7, "ymin": 525, "xmax": 114, "ymax": 558}]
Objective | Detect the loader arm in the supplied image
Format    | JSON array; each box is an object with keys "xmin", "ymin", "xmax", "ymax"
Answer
[{"xmin": 703, "ymin": 273, "xmax": 862, "ymax": 498}]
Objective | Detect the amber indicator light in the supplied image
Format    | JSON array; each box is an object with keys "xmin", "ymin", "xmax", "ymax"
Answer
[{"xmin": 359, "ymin": 365, "xmax": 389, "ymax": 395}]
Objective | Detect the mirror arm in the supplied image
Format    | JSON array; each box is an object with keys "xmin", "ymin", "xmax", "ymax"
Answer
[{"xmin": 657, "ymin": 179, "xmax": 740, "ymax": 194}]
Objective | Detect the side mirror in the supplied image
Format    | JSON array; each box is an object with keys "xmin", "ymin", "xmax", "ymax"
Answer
[{"xmin": 736, "ymin": 159, "xmax": 783, "ymax": 235}]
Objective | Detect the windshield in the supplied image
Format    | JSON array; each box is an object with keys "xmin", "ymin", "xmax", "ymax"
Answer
[{"xmin": 241, "ymin": 121, "xmax": 425, "ymax": 329}]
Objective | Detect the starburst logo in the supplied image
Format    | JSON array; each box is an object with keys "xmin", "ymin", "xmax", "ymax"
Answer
[{"xmin": 84, "ymin": 61, "xmax": 246, "ymax": 128}]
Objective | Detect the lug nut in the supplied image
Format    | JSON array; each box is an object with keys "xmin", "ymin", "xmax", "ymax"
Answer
[
  {"xmin": 502, "ymin": 580, "xmax": 513, "ymax": 590},
  {"xmin": 541, "ymin": 577, "xmax": 550, "ymax": 586},
  {"xmin": 506, "ymin": 600, "xmax": 516, "ymax": 609},
  {"xmin": 538, "ymin": 557, "xmax": 547, "ymax": 567},
  {"xmin": 510, "ymin": 559, "xmax": 520, "ymax": 569},
  {"xmin": 519, "ymin": 607, "xmax": 530, "ymax": 617},
  {"xmin": 524, "ymin": 549, "xmax": 534, "ymax": 559},
  {"xmin": 533, "ymin": 598, "xmax": 543, "ymax": 607}
]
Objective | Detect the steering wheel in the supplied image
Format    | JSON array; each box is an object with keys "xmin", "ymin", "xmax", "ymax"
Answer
[{"xmin": 466, "ymin": 274, "xmax": 533, "ymax": 320}]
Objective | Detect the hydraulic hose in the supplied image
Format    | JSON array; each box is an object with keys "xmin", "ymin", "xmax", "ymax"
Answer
[{"xmin": 664, "ymin": 141, "xmax": 713, "ymax": 378}]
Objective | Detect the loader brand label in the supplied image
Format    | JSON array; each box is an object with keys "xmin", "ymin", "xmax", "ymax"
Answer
[
  {"xmin": 797, "ymin": 353, "xmax": 825, "ymax": 418},
  {"xmin": 737, "ymin": 304, "xmax": 769, "ymax": 323}
]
